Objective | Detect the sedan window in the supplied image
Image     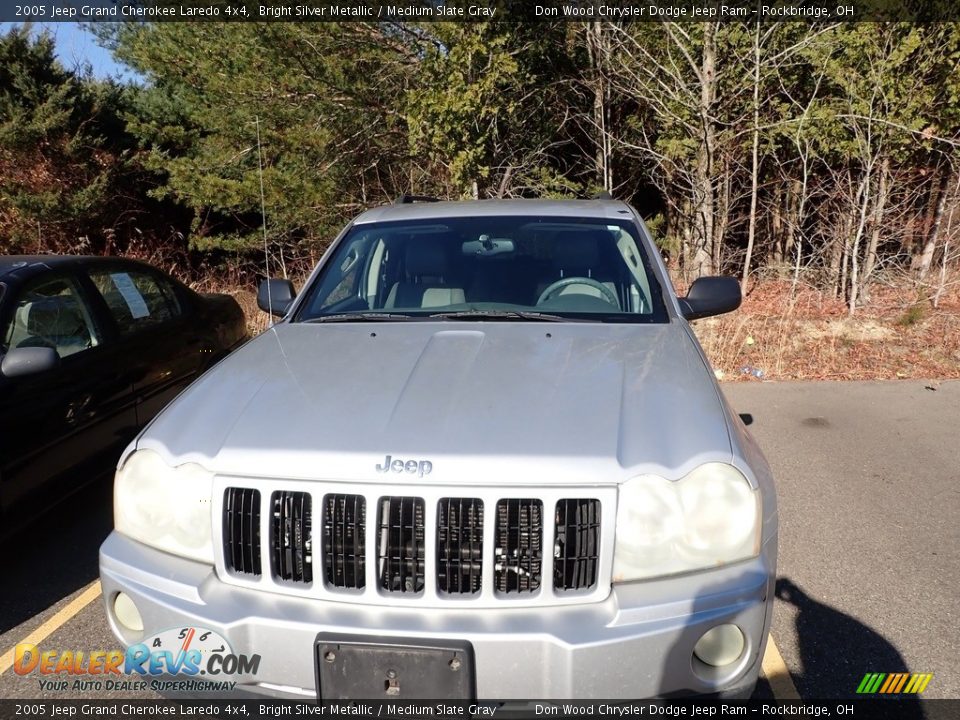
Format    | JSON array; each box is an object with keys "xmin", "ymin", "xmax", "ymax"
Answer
[
  {"xmin": 88, "ymin": 269, "xmax": 182, "ymax": 336},
  {"xmin": 3, "ymin": 276, "xmax": 100, "ymax": 358}
]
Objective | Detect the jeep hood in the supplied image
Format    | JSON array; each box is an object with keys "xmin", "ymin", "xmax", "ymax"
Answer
[{"xmin": 137, "ymin": 322, "xmax": 734, "ymax": 485}]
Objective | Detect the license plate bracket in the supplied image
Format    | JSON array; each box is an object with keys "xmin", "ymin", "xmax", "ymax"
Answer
[{"xmin": 315, "ymin": 633, "xmax": 475, "ymax": 700}]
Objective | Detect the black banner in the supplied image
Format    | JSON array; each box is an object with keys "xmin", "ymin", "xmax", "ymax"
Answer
[
  {"xmin": 1, "ymin": 700, "xmax": 959, "ymax": 720},
  {"xmin": 1, "ymin": 0, "xmax": 958, "ymax": 24}
]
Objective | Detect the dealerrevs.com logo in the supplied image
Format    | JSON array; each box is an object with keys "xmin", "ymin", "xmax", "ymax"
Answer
[{"xmin": 14, "ymin": 627, "xmax": 260, "ymax": 693}]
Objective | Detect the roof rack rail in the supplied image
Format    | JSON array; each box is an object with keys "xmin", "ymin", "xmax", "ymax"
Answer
[
  {"xmin": 395, "ymin": 194, "xmax": 441, "ymax": 205},
  {"xmin": 592, "ymin": 191, "xmax": 613, "ymax": 200}
]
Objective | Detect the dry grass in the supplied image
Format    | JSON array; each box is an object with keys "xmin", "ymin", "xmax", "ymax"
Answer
[
  {"xmin": 188, "ymin": 278, "xmax": 272, "ymax": 336},
  {"xmin": 692, "ymin": 278, "xmax": 960, "ymax": 381}
]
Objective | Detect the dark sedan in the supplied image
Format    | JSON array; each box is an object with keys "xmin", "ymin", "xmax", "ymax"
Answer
[{"xmin": 0, "ymin": 255, "xmax": 246, "ymax": 530}]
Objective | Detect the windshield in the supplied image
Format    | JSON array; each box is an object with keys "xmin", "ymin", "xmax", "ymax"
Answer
[{"xmin": 295, "ymin": 216, "xmax": 668, "ymax": 323}]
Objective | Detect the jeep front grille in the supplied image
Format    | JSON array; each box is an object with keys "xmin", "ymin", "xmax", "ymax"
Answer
[
  {"xmin": 377, "ymin": 496, "xmax": 425, "ymax": 593},
  {"xmin": 437, "ymin": 498, "xmax": 484, "ymax": 595},
  {"xmin": 220, "ymin": 483, "xmax": 615, "ymax": 608},
  {"xmin": 223, "ymin": 488, "xmax": 261, "ymax": 576},
  {"xmin": 554, "ymin": 498, "xmax": 601, "ymax": 591},
  {"xmin": 495, "ymin": 498, "xmax": 543, "ymax": 593},
  {"xmin": 271, "ymin": 491, "xmax": 312, "ymax": 583},
  {"xmin": 323, "ymin": 494, "xmax": 366, "ymax": 589}
]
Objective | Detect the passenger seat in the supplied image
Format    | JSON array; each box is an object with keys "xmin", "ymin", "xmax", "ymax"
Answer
[{"xmin": 385, "ymin": 238, "xmax": 465, "ymax": 309}]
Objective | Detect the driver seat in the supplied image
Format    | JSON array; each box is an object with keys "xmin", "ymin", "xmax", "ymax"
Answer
[{"xmin": 539, "ymin": 231, "xmax": 619, "ymax": 307}]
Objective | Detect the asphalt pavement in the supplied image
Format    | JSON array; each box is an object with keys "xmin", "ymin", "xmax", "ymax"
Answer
[
  {"xmin": 724, "ymin": 379, "xmax": 959, "ymax": 700},
  {"xmin": 0, "ymin": 380, "xmax": 957, "ymax": 701}
]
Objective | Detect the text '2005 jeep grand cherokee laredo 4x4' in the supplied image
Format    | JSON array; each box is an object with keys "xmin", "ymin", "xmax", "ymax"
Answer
[{"xmin": 99, "ymin": 198, "xmax": 778, "ymax": 701}]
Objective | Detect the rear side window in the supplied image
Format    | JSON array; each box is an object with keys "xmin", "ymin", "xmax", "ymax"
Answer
[{"xmin": 88, "ymin": 268, "xmax": 182, "ymax": 335}]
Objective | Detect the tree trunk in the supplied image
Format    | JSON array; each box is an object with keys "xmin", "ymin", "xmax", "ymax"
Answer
[
  {"xmin": 680, "ymin": 197, "xmax": 694, "ymax": 284},
  {"xmin": 771, "ymin": 183, "xmax": 783, "ymax": 265},
  {"xmin": 785, "ymin": 178, "xmax": 800, "ymax": 261},
  {"xmin": 791, "ymin": 163, "xmax": 810, "ymax": 297},
  {"xmin": 848, "ymin": 167, "xmax": 873, "ymax": 316},
  {"xmin": 692, "ymin": 22, "xmax": 718, "ymax": 277},
  {"xmin": 933, "ymin": 170, "xmax": 960, "ymax": 308},
  {"xmin": 742, "ymin": 20, "xmax": 762, "ymax": 289},
  {"xmin": 916, "ymin": 165, "xmax": 951, "ymax": 281},
  {"xmin": 861, "ymin": 156, "xmax": 890, "ymax": 293},
  {"xmin": 587, "ymin": 23, "xmax": 612, "ymax": 192},
  {"xmin": 840, "ymin": 234, "xmax": 850, "ymax": 303},
  {"xmin": 830, "ymin": 208, "xmax": 851, "ymax": 300},
  {"xmin": 713, "ymin": 156, "xmax": 731, "ymax": 274}
]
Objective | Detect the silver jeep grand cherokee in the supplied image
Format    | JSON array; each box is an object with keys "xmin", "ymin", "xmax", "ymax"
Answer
[{"xmin": 100, "ymin": 198, "xmax": 777, "ymax": 700}]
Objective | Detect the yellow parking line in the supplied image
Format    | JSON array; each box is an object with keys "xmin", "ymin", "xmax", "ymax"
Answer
[
  {"xmin": 0, "ymin": 580, "xmax": 103, "ymax": 675},
  {"xmin": 762, "ymin": 632, "xmax": 800, "ymax": 699}
]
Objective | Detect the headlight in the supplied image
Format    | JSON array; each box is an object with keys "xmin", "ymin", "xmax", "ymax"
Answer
[
  {"xmin": 114, "ymin": 449, "xmax": 214, "ymax": 564},
  {"xmin": 613, "ymin": 463, "xmax": 760, "ymax": 582}
]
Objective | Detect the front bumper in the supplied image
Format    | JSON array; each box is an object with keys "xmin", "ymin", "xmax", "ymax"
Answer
[{"xmin": 99, "ymin": 532, "xmax": 777, "ymax": 700}]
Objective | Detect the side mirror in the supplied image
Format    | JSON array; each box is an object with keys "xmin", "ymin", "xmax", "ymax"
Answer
[
  {"xmin": 679, "ymin": 276, "xmax": 742, "ymax": 321},
  {"xmin": 257, "ymin": 278, "xmax": 296, "ymax": 317},
  {"xmin": 1, "ymin": 346, "xmax": 60, "ymax": 378}
]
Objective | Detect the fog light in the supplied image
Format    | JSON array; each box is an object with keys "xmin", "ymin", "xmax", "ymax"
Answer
[
  {"xmin": 113, "ymin": 592, "xmax": 143, "ymax": 633},
  {"xmin": 693, "ymin": 624, "xmax": 744, "ymax": 667}
]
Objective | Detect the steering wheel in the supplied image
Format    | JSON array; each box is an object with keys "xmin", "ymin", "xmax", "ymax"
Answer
[{"xmin": 536, "ymin": 277, "xmax": 620, "ymax": 308}]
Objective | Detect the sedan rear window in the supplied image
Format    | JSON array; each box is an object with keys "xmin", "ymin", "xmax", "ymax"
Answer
[
  {"xmin": 88, "ymin": 269, "xmax": 182, "ymax": 335},
  {"xmin": 296, "ymin": 216, "xmax": 668, "ymax": 323}
]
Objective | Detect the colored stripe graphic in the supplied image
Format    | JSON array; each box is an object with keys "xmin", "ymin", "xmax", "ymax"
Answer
[
  {"xmin": 878, "ymin": 674, "xmax": 896, "ymax": 693},
  {"xmin": 864, "ymin": 673, "xmax": 886, "ymax": 693},
  {"xmin": 858, "ymin": 672, "xmax": 933, "ymax": 694},
  {"xmin": 912, "ymin": 674, "xmax": 933, "ymax": 694}
]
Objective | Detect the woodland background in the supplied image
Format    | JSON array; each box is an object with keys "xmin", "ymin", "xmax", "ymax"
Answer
[{"xmin": 2, "ymin": 21, "xmax": 959, "ymax": 378}]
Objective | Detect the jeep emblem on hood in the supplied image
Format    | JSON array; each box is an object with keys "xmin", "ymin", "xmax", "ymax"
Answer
[{"xmin": 376, "ymin": 455, "xmax": 433, "ymax": 477}]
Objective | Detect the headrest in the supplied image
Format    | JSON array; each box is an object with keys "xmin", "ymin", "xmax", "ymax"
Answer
[
  {"xmin": 406, "ymin": 238, "xmax": 449, "ymax": 278},
  {"xmin": 553, "ymin": 231, "xmax": 605, "ymax": 271}
]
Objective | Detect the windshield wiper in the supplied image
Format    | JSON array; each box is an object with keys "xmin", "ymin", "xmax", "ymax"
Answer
[
  {"xmin": 303, "ymin": 312, "xmax": 413, "ymax": 323},
  {"xmin": 429, "ymin": 310, "xmax": 578, "ymax": 322}
]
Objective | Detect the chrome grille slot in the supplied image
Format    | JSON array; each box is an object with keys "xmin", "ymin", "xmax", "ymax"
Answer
[
  {"xmin": 377, "ymin": 496, "xmax": 425, "ymax": 593},
  {"xmin": 223, "ymin": 487, "xmax": 261, "ymax": 576},
  {"xmin": 271, "ymin": 491, "xmax": 313, "ymax": 583},
  {"xmin": 323, "ymin": 494, "xmax": 366, "ymax": 589},
  {"xmin": 494, "ymin": 498, "xmax": 543, "ymax": 594},
  {"xmin": 437, "ymin": 498, "xmax": 484, "ymax": 595},
  {"xmin": 216, "ymin": 480, "xmax": 613, "ymax": 608},
  {"xmin": 554, "ymin": 498, "xmax": 601, "ymax": 591}
]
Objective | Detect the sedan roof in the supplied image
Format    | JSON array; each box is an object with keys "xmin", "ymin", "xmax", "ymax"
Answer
[
  {"xmin": 0, "ymin": 255, "xmax": 148, "ymax": 280},
  {"xmin": 0, "ymin": 255, "xmax": 90, "ymax": 278}
]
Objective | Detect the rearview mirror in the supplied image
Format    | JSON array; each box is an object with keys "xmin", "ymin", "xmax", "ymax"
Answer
[
  {"xmin": 679, "ymin": 276, "xmax": 742, "ymax": 321},
  {"xmin": 1, "ymin": 346, "xmax": 60, "ymax": 378},
  {"xmin": 462, "ymin": 236, "xmax": 515, "ymax": 257},
  {"xmin": 257, "ymin": 278, "xmax": 296, "ymax": 317}
]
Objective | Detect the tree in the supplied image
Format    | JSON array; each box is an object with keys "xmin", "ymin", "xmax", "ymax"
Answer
[
  {"xmin": 106, "ymin": 22, "xmax": 421, "ymax": 259},
  {"xmin": 0, "ymin": 26, "xmax": 142, "ymax": 254}
]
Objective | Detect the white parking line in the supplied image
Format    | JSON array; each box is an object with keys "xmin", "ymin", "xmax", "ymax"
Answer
[
  {"xmin": 762, "ymin": 633, "xmax": 801, "ymax": 699},
  {"xmin": 0, "ymin": 580, "xmax": 102, "ymax": 675}
]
